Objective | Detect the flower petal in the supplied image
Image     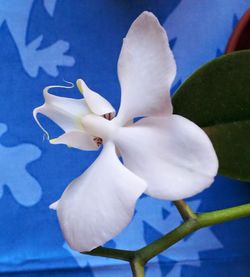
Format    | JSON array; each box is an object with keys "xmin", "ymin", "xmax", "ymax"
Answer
[
  {"xmin": 49, "ymin": 200, "xmax": 59, "ymax": 210},
  {"xmin": 53, "ymin": 142, "xmax": 146, "ymax": 251},
  {"xmin": 115, "ymin": 115, "xmax": 218, "ymax": 200},
  {"xmin": 50, "ymin": 131, "xmax": 98, "ymax": 150},
  {"xmin": 33, "ymin": 85, "xmax": 90, "ymax": 139},
  {"xmin": 116, "ymin": 11, "xmax": 176, "ymax": 125},
  {"xmin": 76, "ymin": 79, "xmax": 115, "ymax": 117}
]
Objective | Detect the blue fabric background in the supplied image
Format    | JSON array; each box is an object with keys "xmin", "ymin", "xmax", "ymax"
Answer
[{"xmin": 0, "ymin": 1, "xmax": 249, "ymax": 276}]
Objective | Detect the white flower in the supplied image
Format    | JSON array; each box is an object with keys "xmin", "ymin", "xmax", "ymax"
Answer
[{"xmin": 33, "ymin": 12, "xmax": 218, "ymax": 252}]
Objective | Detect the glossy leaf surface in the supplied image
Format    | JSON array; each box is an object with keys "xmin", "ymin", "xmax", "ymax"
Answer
[{"xmin": 172, "ymin": 50, "xmax": 250, "ymax": 181}]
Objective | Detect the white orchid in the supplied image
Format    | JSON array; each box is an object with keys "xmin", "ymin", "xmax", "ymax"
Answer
[{"xmin": 33, "ymin": 11, "xmax": 218, "ymax": 252}]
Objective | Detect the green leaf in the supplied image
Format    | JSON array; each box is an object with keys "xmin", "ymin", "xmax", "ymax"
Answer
[{"xmin": 172, "ymin": 50, "xmax": 250, "ymax": 181}]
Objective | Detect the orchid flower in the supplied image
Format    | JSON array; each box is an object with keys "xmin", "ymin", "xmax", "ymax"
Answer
[{"xmin": 33, "ymin": 12, "xmax": 218, "ymax": 252}]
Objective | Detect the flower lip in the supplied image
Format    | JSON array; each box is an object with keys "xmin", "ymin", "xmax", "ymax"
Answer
[{"xmin": 81, "ymin": 114, "xmax": 120, "ymax": 142}]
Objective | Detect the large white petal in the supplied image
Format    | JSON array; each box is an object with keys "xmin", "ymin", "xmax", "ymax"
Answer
[
  {"xmin": 76, "ymin": 79, "xmax": 115, "ymax": 117},
  {"xmin": 116, "ymin": 11, "xmax": 176, "ymax": 125},
  {"xmin": 50, "ymin": 131, "xmax": 98, "ymax": 150},
  {"xmin": 33, "ymin": 85, "xmax": 90, "ymax": 139},
  {"xmin": 115, "ymin": 115, "xmax": 218, "ymax": 200},
  {"xmin": 54, "ymin": 142, "xmax": 146, "ymax": 252}
]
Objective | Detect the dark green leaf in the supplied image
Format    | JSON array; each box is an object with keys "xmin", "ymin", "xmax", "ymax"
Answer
[{"xmin": 172, "ymin": 50, "xmax": 250, "ymax": 181}]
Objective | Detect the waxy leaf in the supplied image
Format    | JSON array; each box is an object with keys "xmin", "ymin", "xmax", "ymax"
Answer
[{"xmin": 172, "ymin": 50, "xmax": 250, "ymax": 181}]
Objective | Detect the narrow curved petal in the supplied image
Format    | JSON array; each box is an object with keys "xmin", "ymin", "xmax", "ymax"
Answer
[
  {"xmin": 116, "ymin": 11, "xmax": 176, "ymax": 125},
  {"xmin": 76, "ymin": 79, "xmax": 115, "ymax": 117},
  {"xmin": 33, "ymin": 85, "xmax": 90, "ymax": 139},
  {"xmin": 53, "ymin": 142, "xmax": 146, "ymax": 252},
  {"xmin": 50, "ymin": 131, "xmax": 98, "ymax": 150},
  {"xmin": 115, "ymin": 115, "xmax": 218, "ymax": 200}
]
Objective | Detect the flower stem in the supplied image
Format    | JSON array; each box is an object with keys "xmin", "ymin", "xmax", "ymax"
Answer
[
  {"xmin": 82, "ymin": 246, "xmax": 135, "ymax": 261},
  {"xmin": 82, "ymin": 202, "xmax": 250, "ymax": 276},
  {"xmin": 173, "ymin": 200, "xmax": 197, "ymax": 221},
  {"xmin": 137, "ymin": 202, "xmax": 250, "ymax": 263},
  {"xmin": 198, "ymin": 202, "xmax": 250, "ymax": 227},
  {"xmin": 130, "ymin": 258, "xmax": 145, "ymax": 277}
]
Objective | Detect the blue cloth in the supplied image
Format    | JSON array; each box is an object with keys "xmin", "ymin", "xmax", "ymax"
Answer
[{"xmin": 0, "ymin": 1, "xmax": 249, "ymax": 276}]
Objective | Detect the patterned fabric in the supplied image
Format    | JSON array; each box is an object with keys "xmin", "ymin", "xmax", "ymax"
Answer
[{"xmin": 0, "ymin": 1, "xmax": 249, "ymax": 276}]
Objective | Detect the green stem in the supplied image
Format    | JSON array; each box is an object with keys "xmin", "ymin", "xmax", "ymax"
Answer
[
  {"xmin": 83, "ymin": 246, "xmax": 135, "ymax": 261},
  {"xmin": 85, "ymin": 247, "xmax": 145, "ymax": 277},
  {"xmin": 199, "ymin": 202, "xmax": 250, "ymax": 227},
  {"xmin": 81, "ymin": 202, "xmax": 250, "ymax": 276},
  {"xmin": 137, "ymin": 203, "xmax": 250, "ymax": 263},
  {"xmin": 130, "ymin": 258, "xmax": 145, "ymax": 277},
  {"xmin": 173, "ymin": 200, "xmax": 197, "ymax": 221},
  {"xmin": 137, "ymin": 218, "xmax": 198, "ymax": 263}
]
